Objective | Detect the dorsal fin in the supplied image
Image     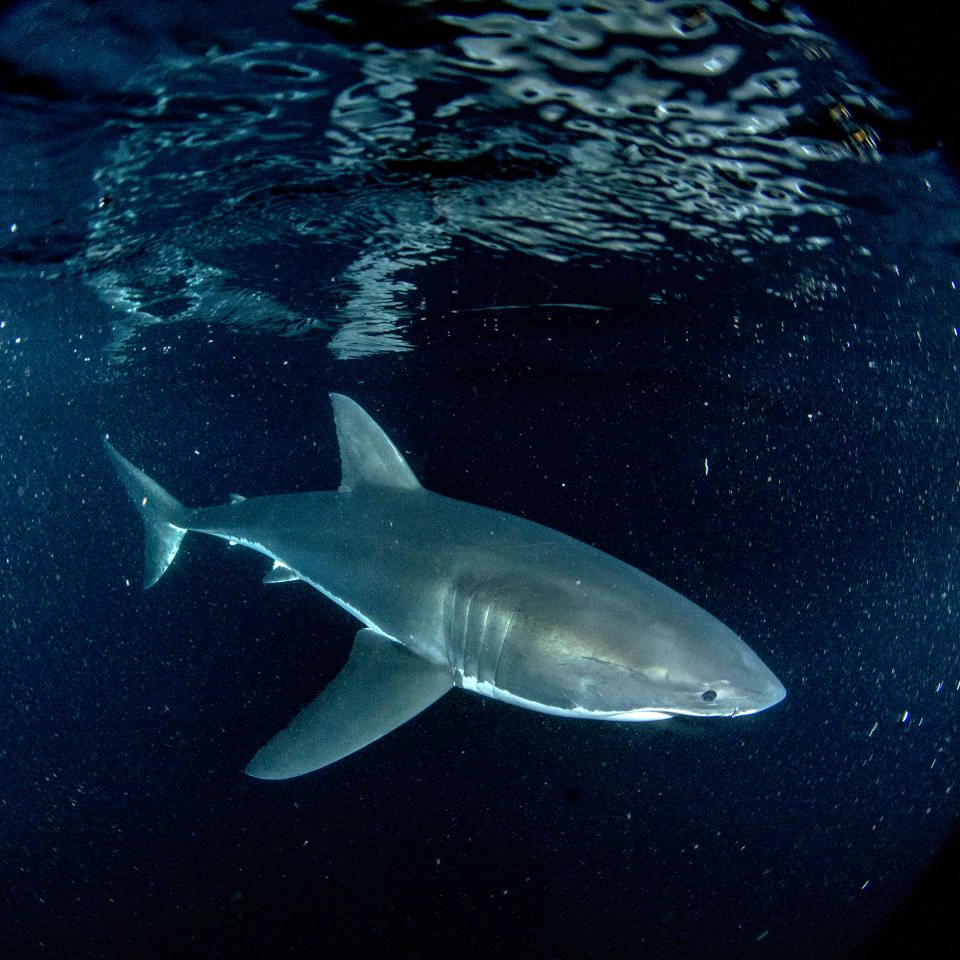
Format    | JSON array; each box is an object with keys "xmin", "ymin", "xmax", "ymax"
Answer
[{"xmin": 329, "ymin": 394, "xmax": 421, "ymax": 492}]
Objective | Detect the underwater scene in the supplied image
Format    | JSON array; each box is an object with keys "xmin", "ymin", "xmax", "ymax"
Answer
[{"xmin": 1, "ymin": 1, "xmax": 958, "ymax": 958}]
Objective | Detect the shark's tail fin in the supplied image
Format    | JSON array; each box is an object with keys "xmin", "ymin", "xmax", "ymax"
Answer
[{"xmin": 103, "ymin": 440, "xmax": 190, "ymax": 588}]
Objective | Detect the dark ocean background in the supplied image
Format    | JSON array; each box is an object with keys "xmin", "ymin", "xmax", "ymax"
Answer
[{"xmin": 2, "ymin": 1, "xmax": 959, "ymax": 958}]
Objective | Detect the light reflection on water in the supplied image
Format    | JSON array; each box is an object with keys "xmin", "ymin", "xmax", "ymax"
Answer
[{"xmin": 79, "ymin": 0, "xmax": 898, "ymax": 361}]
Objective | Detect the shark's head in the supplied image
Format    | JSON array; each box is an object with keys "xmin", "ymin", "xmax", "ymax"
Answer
[
  {"xmin": 473, "ymin": 572, "xmax": 786, "ymax": 723},
  {"xmin": 580, "ymin": 617, "xmax": 788, "ymax": 721}
]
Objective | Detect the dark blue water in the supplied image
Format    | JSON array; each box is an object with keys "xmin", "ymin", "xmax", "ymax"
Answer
[{"xmin": 2, "ymin": 2, "xmax": 959, "ymax": 958}]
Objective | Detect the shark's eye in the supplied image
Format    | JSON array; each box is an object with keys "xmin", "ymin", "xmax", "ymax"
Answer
[{"xmin": 700, "ymin": 689, "xmax": 718, "ymax": 702}]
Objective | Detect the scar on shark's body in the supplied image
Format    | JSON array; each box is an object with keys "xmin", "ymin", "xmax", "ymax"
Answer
[{"xmin": 105, "ymin": 394, "xmax": 785, "ymax": 779}]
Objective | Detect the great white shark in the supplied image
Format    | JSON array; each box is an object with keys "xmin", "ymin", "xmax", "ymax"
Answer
[{"xmin": 105, "ymin": 394, "xmax": 785, "ymax": 779}]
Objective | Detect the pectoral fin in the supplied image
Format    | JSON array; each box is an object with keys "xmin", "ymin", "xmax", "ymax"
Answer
[{"xmin": 245, "ymin": 628, "xmax": 453, "ymax": 779}]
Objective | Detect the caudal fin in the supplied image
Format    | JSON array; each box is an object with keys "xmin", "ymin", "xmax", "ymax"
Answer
[{"xmin": 103, "ymin": 440, "xmax": 189, "ymax": 588}]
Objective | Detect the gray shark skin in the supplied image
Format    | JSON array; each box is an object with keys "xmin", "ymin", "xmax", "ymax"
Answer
[{"xmin": 105, "ymin": 394, "xmax": 785, "ymax": 779}]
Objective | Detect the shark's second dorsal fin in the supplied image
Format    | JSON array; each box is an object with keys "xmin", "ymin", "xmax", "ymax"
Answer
[{"xmin": 330, "ymin": 393, "xmax": 422, "ymax": 493}]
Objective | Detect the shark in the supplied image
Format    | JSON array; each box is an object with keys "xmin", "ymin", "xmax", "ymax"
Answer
[{"xmin": 105, "ymin": 394, "xmax": 785, "ymax": 779}]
